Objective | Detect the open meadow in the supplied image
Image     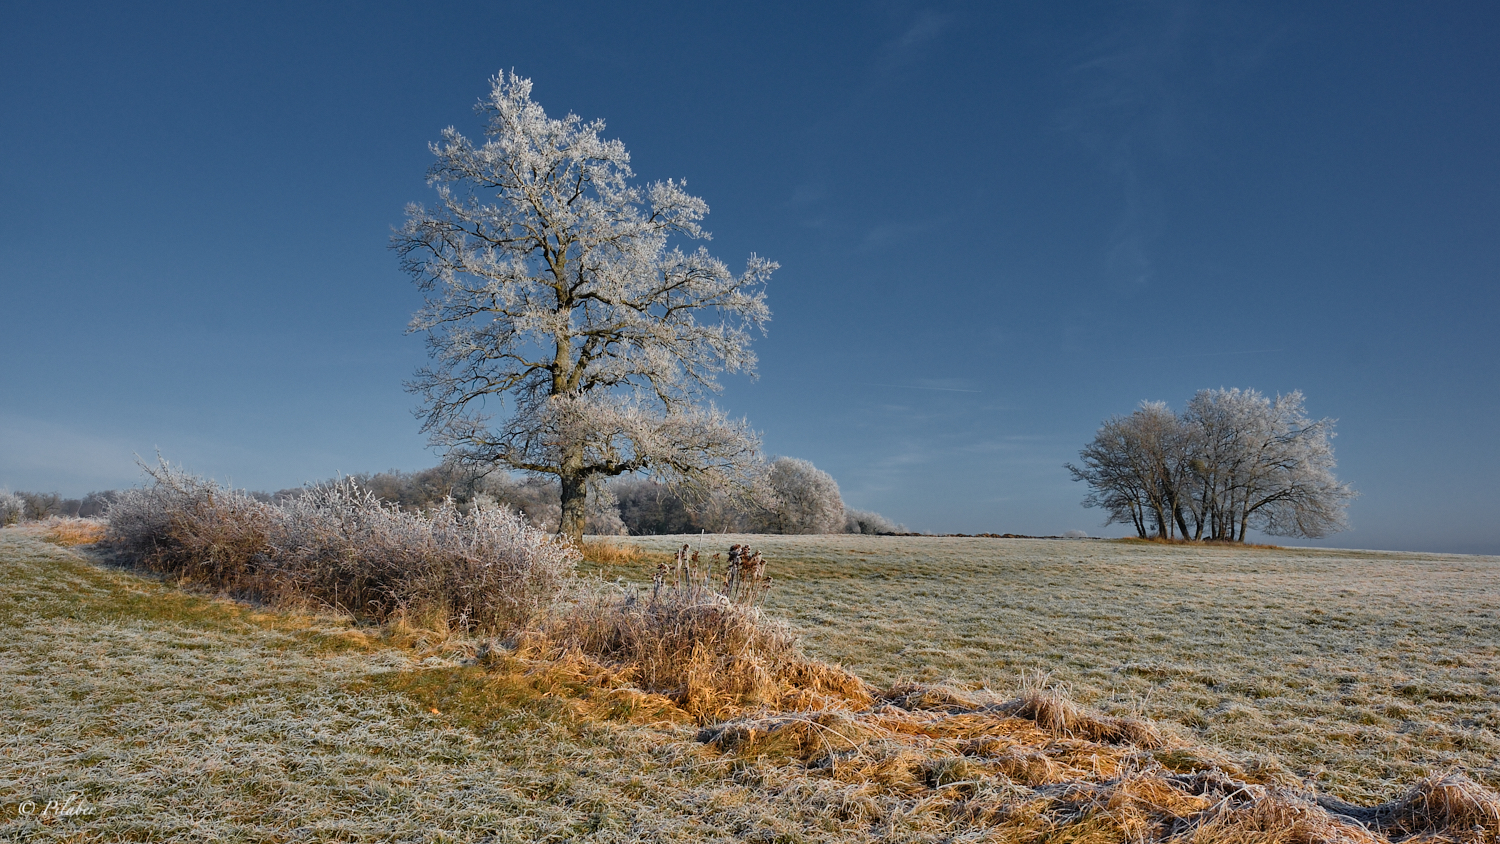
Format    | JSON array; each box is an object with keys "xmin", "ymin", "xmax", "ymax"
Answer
[
  {"xmin": 597, "ymin": 535, "xmax": 1500, "ymax": 803},
  {"xmin": 8, "ymin": 520, "xmax": 1500, "ymax": 842}
]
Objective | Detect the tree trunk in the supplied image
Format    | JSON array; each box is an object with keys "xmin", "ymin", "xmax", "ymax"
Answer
[
  {"xmin": 558, "ymin": 442, "xmax": 589, "ymax": 543},
  {"xmin": 1173, "ymin": 502, "xmax": 1191, "ymax": 540},
  {"xmin": 559, "ymin": 471, "xmax": 588, "ymax": 543}
]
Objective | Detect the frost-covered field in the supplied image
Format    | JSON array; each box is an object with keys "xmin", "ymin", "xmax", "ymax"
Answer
[
  {"xmin": 602, "ymin": 535, "xmax": 1500, "ymax": 802},
  {"xmin": 0, "ymin": 529, "xmax": 921, "ymax": 842},
  {"xmin": 6, "ymin": 525, "xmax": 1499, "ymax": 840}
]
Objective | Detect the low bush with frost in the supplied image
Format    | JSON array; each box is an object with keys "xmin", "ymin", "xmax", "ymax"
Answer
[
  {"xmin": 104, "ymin": 459, "xmax": 578, "ymax": 633},
  {"xmin": 105, "ymin": 463, "xmax": 274, "ymax": 588},
  {"xmin": 0, "ymin": 489, "xmax": 25, "ymax": 526},
  {"xmin": 273, "ymin": 479, "xmax": 576, "ymax": 631},
  {"xmin": 843, "ymin": 508, "xmax": 904, "ymax": 535}
]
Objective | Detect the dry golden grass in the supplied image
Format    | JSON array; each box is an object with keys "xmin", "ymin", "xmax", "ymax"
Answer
[
  {"xmin": 692, "ymin": 679, "xmax": 1500, "ymax": 843},
  {"xmin": 601, "ymin": 534, "xmax": 1500, "ymax": 804},
  {"xmin": 579, "ymin": 537, "xmax": 644, "ymax": 566},
  {"xmin": 544, "ymin": 588, "xmax": 872, "ymax": 722},
  {"xmin": 15, "ymin": 516, "xmax": 108, "ymax": 547}
]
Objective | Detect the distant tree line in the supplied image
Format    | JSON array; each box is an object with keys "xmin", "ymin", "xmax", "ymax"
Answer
[
  {"xmin": 3, "ymin": 456, "xmax": 902, "ymax": 538},
  {"xmin": 1066, "ymin": 389, "xmax": 1355, "ymax": 541},
  {"xmin": 0, "ymin": 489, "xmax": 119, "ymax": 525},
  {"xmin": 343, "ymin": 456, "xmax": 903, "ymax": 536}
]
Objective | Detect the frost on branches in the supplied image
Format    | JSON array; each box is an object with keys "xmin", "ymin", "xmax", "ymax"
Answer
[
  {"xmin": 394, "ymin": 72, "xmax": 775, "ymax": 541},
  {"xmin": 1067, "ymin": 389, "xmax": 1356, "ymax": 542}
]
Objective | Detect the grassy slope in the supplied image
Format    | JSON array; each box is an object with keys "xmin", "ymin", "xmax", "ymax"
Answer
[
  {"xmin": 601, "ymin": 535, "xmax": 1500, "ymax": 803},
  {"xmin": 0, "ymin": 529, "xmax": 931, "ymax": 843}
]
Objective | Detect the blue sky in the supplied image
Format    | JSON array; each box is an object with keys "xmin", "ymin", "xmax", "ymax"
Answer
[{"xmin": 2, "ymin": 2, "xmax": 1496, "ymax": 554}]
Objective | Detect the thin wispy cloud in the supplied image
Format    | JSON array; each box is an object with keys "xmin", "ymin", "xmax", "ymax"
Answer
[
  {"xmin": 786, "ymin": 183, "xmax": 826, "ymax": 207},
  {"xmin": 1058, "ymin": 2, "xmax": 1195, "ymax": 292},
  {"xmin": 880, "ymin": 9, "xmax": 953, "ymax": 70}
]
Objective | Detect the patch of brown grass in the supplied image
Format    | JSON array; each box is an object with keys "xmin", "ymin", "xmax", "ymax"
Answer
[
  {"xmin": 1004, "ymin": 687, "xmax": 1166, "ymax": 747},
  {"xmin": 31, "ymin": 516, "xmax": 108, "ymax": 546},
  {"xmin": 579, "ymin": 538, "xmax": 644, "ymax": 566},
  {"xmin": 693, "ymin": 680, "xmax": 1500, "ymax": 843},
  {"xmin": 1179, "ymin": 785, "xmax": 1385, "ymax": 844},
  {"xmin": 1370, "ymin": 772, "xmax": 1500, "ymax": 842},
  {"xmin": 545, "ymin": 586, "xmax": 871, "ymax": 721},
  {"xmin": 359, "ymin": 642, "xmax": 693, "ymax": 732}
]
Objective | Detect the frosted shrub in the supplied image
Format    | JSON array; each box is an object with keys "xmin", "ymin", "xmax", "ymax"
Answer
[
  {"xmin": 104, "ymin": 461, "xmax": 578, "ymax": 634},
  {"xmin": 273, "ymin": 479, "xmax": 577, "ymax": 631},
  {"xmin": 103, "ymin": 461, "xmax": 275, "ymax": 587},
  {"xmin": 844, "ymin": 508, "xmax": 903, "ymax": 535},
  {"xmin": 0, "ymin": 490, "xmax": 25, "ymax": 526},
  {"xmin": 104, "ymin": 461, "xmax": 857, "ymax": 715}
]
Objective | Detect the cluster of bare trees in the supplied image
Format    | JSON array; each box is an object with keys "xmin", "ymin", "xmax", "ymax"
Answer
[
  {"xmin": 0, "ymin": 489, "xmax": 118, "ymax": 524},
  {"xmin": 1066, "ymin": 389, "xmax": 1355, "ymax": 541}
]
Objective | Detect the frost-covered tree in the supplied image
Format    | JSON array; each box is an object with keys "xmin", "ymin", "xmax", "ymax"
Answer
[
  {"xmin": 1069, "ymin": 389, "xmax": 1355, "ymax": 541},
  {"xmin": 1181, "ymin": 389, "xmax": 1354, "ymax": 541},
  {"xmin": 757, "ymin": 457, "xmax": 846, "ymax": 535},
  {"xmin": 395, "ymin": 72, "xmax": 775, "ymax": 542},
  {"xmin": 1066, "ymin": 405, "xmax": 1189, "ymax": 539}
]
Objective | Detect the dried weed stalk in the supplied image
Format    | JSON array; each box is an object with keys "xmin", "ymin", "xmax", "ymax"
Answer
[{"xmin": 551, "ymin": 542, "xmax": 866, "ymax": 720}]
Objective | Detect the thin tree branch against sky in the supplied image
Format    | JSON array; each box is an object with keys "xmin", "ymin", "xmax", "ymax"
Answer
[{"xmin": 1, "ymin": 1, "xmax": 1497, "ymax": 554}]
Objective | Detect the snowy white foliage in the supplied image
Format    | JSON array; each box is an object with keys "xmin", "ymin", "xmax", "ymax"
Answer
[
  {"xmin": 1068, "ymin": 389, "xmax": 1355, "ymax": 540},
  {"xmin": 395, "ymin": 72, "xmax": 774, "ymax": 539},
  {"xmin": 1182, "ymin": 388, "xmax": 1354, "ymax": 540},
  {"xmin": 0, "ymin": 490, "xmax": 25, "ymax": 526},
  {"xmin": 610, "ymin": 459, "xmax": 900, "ymax": 535},
  {"xmin": 844, "ymin": 508, "xmax": 904, "ymax": 535},
  {"xmin": 757, "ymin": 457, "xmax": 847, "ymax": 535},
  {"xmin": 274, "ymin": 479, "xmax": 577, "ymax": 628},
  {"xmin": 105, "ymin": 459, "xmax": 578, "ymax": 632}
]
